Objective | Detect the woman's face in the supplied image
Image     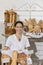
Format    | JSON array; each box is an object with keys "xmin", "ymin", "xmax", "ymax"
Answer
[{"xmin": 15, "ymin": 23, "xmax": 23, "ymax": 34}]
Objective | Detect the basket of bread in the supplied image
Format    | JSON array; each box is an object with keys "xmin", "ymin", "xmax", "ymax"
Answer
[
  {"xmin": 1, "ymin": 46, "xmax": 11, "ymax": 63},
  {"xmin": 17, "ymin": 53, "xmax": 27, "ymax": 65}
]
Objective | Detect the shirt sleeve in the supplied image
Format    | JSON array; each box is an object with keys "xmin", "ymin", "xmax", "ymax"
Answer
[
  {"xmin": 25, "ymin": 37, "xmax": 30, "ymax": 48},
  {"xmin": 5, "ymin": 36, "xmax": 12, "ymax": 49}
]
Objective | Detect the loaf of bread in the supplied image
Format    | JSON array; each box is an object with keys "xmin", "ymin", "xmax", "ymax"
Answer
[
  {"xmin": 28, "ymin": 24, "xmax": 33, "ymax": 32},
  {"xmin": 2, "ymin": 46, "xmax": 10, "ymax": 50},
  {"xmin": 2, "ymin": 54, "xmax": 10, "ymax": 59},
  {"xmin": 38, "ymin": 20, "xmax": 43, "ymax": 28},
  {"xmin": 11, "ymin": 51, "xmax": 18, "ymax": 65},
  {"xmin": 33, "ymin": 24, "xmax": 40, "ymax": 33}
]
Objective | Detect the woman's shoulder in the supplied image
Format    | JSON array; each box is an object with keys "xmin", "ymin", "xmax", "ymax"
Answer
[
  {"xmin": 7, "ymin": 34, "xmax": 15, "ymax": 39},
  {"xmin": 22, "ymin": 34, "xmax": 28, "ymax": 39}
]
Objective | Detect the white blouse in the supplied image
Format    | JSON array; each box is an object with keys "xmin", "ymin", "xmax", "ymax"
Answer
[
  {"xmin": 3, "ymin": 34, "xmax": 32, "ymax": 64},
  {"xmin": 5, "ymin": 34, "xmax": 30, "ymax": 52}
]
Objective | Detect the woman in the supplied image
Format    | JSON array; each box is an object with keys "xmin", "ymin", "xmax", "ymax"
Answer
[{"xmin": 5, "ymin": 21, "xmax": 32, "ymax": 65}]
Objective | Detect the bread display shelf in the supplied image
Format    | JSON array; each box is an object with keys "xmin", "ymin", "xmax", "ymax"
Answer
[
  {"xmin": 4, "ymin": 9, "xmax": 17, "ymax": 35},
  {"xmin": 23, "ymin": 18, "xmax": 43, "ymax": 33},
  {"xmin": 25, "ymin": 32, "xmax": 43, "ymax": 38},
  {"xmin": 1, "ymin": 32, "xmax": 43, "ymax": 38}
]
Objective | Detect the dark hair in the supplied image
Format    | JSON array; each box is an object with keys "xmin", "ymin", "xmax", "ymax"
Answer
[{"xmin": 14, "ymin": 21, "xmax": 24, "ymax": 27}]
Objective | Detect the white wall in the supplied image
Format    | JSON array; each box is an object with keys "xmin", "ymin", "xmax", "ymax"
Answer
[
  {"xmin": 0, "ymin": 0, "xmax": 43, "ymax": 21},
  {"xmin": 0, "ymin": 21, "xmax": 5, "ymax": 47}
]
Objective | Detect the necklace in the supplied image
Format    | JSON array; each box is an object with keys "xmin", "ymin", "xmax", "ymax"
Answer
[
  {"xmin": 19, "ymin": 38, "xmax": 21, "ymax": 41},
  {"xmin": 16, "ymin": 34, "xmax": 22, "ymax": 41}
]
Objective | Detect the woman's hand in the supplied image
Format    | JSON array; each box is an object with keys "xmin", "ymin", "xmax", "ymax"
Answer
[
  {"xmin": 18, "ymin": 50, "xmax": 23, "ymax": 53},
  {"xmin": 2, "ymin": 46, "xmax": 10, "ymax": 50}
]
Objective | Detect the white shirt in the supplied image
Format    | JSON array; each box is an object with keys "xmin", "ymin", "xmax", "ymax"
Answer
[
  {"xmin": 2, "ymin": 34, "xmax": 32, "ymax": 64},
  {"xmin": 5, "ymin": 34, "xmax": 30, "ymax": 51}
]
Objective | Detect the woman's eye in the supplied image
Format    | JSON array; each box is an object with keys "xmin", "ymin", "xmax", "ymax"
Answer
[
  {"xmin": 20, "ymin": 26, "xmax": 22, "ymax": 28},
  {"xmin": 16, "ymin": 26, "xmax": 22, "ymax": 28}
]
